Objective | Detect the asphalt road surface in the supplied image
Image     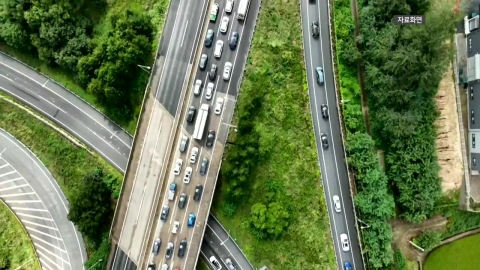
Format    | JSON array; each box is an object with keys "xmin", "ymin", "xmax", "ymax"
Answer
[
  {"xmin": 0, "ymin": 53, "xmax": 132, "ymax": 173},
  {"xmin": 300, "ymin": 0, "xmax": 364, "ymax": 269},
  {"xmin": 0, "ymin": 129, "xmax": 86, "ymax": 270}
]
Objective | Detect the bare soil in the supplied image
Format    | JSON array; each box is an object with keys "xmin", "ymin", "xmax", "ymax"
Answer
[{"xmin": 435, "ymin": 65, "xmax": 464, "ymax": 192}]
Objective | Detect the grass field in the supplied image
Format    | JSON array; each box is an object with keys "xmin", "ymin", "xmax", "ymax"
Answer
[
  {"xmin": 195, "ymin": 259, "xmax": 210, "ymax": 270},
  {"xmin": 424, "ymin": 233, "xmax": 480, "ymax": 270},
  {"xmin": 0, "ymin": 0, "xmax": 170, "ymax": 134},
  {"xmin": 0, "ymin": 200, "xmax": 41, "ymax": 270},
  {"xmin": 212, "ymin": 0, "xmax": 336, "ymax": 269}
]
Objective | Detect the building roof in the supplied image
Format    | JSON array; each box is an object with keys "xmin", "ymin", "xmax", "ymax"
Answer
[{"xmin": 468, "ymin": 28, "xmax": 480, "ymax": 58}]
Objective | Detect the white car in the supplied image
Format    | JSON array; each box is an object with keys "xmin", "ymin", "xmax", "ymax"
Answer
[
  {"xmin": 172, "ymin": 221, "xmax": 180, "ymax": 234},
  {"xmin": 214, "ymin": 40, "xmax": 224, "ymax": 58},
  {"xmin": 333, "ymin": 195, "xmax": 341, "ymax": 213},
  {"xmin": 173, "ymin": 159, "xmax": 183, "ymax": 176},
  {"xmin": 206, "ymin": 82, "xmax": 214, "ymax": 100},
  {"xmin": 340, "ymin": 233, "xmax": 350, "ymax": 251},
  {"xmin": 194, "ymin": 79, "xmax": 202, "ymax": 96},
  {"xmin": 225, "ymin": 0, "xmax": 234, "ymax": 13},
  {"xmin": 223, "ymin": 62, "xmax": 232, "ymax": 81},
  {"xmin": 190, "ymin": 147, "xmax": 199, "ymax": 164},
  {"xmin": 214, "ymin": 98, "xmax": 224, "ymax": 115},
  {"xmin": 183, "ymin": 167, "xmax": 193, "ymax": 184},
  {"xmin": 161, "ymin": 264, "xmax": 168, "ymax": 270},
  {"xmin": 209, "ymin": 256, "xmax": 222, "ymax": 270},
  {"xmin": 210, "ymin": 3, "xmax": 219, "ymax": 22},
  {"xmin": 220, "ymin": 16, "xmax": 229, "ymax": 33}
]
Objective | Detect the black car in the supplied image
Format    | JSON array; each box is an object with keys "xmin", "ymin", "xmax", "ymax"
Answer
[
  {"xmin": 321, "ymin": 104, "xmax": 329, "ymax": 119},
  {"xmin": 165, "ymin": 242, "xmax": 174, "ymax": 259},
  {"xmin": 187, "ymin": 106, "xmax": 196, "ymax": 123},
  {"xmin": 472, "ymin": 110, "xmax": 475, "ymax": 124},
  {"xmin": 152, "ymin": 238, "xmax": 161, "ymax": 255},
  {"xmin": 311, "ymin": 21, "xmax": 319, "ymax": 38},
  {"xmin": 209, "ymin": 64, "xmax": 217, "ymax": 81},
  {"xmin": 200, "ymin": 157, "xmax": 209, "ymax": 176},
  {"xmin": 160, "ymin": 205, "xmax": 170, "ymax": 221},
  {"xmin": 199, "ymin": 54, "xmax": 208, "ymax": 70},
  {"xmin": 178, "ymin": 239, "xmax": 187, "ymax": 258},
  {"xmin": 206, "ymin": 130, "xmax": 216, "ymax": 147},
  {"xmin": 178, "ymin": 193, "xmax": 187, "ymax": 209},
  {"xmin": 147, "ymin": 263, "xmax": 155, "ymax": 270},
  {"xmin": 229, "ymin": 32, "xmax": 239, "ymax": 50},
  {"xmin": 321, "ymin": 133, "xmax": 329, "ymax": 149},
  {"xmin": 205, "ymin": 29, "xmax": 215, "ymax": 47},
  {"xmin": 194, "ymin": 185, "xmax": 203, "ymax": 201}
]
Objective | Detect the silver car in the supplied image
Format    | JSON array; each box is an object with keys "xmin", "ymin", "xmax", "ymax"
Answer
[
  {"xmin": 223, "ymin": 62, "xmax": 232, "ymax": 81},
  {"xmin": 225, "ymin": 258, "xmax": 236, "ymax": 270},
  {"xmin": 333, "ymin": 195, "xmax": 341, "ymax": 213},
  {"xmin": 225, "ymin": 0, "xmax": 234, "ymax": 13},
  {"xmin": 220, "ymin": 16, "xmax": 230, "ymax": 33}
]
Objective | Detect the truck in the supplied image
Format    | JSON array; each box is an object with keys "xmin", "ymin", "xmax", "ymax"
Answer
[
  {"xmin": 237, "ymin": 0, "xmax": 251, "ymax": 21},
  {"xmin": 168, "ymin": 182, "xmax": 177, "ymax": 201},
  {"xmin": 193, "ymin": 103, "xmax": 210, "ymax": 140}
]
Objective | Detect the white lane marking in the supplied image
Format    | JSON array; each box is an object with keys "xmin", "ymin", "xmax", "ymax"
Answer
[
  {"xmin": 225, "ymin": 14, "xmax": 245, "ymax": 99},
  {"xmin": 39, "ymin": 258, "xmax": 56, "ymax": 270},
  {"xmin": 30, "ymin": 234, "xmax": 67, "ymax": 253},
  {"xmin": 305, "ymin": 1, "xmax": 344, "ymax": 259},
  {"xmin": 0, "ymin": 74, "xmax": 12, "ymax": 81},
  {"xmin": 228, "ymin": 13, "xmax": 236, "ymax": 38},
  {"xmin": 0, "ymin": 177, "xmax": 23, "ymax": 186},
  {"xmin": 0, "ymin": 192, "xmax": 35, "ymax": 197},
  {"xmin": 27, "ymin": 226, "xmax": 64, "ymax": 241},
  {"xmin": 181, "ymin": 21, "xmax": 189, "ymax": 47},
  {"xmin": 189, "ymin": 0, "xmax": 208, "ymax": 64},
  {"xmin": 206, "ymin": 223, "xmax": 244, "ymax": 270},
  {"xmin": 37, "ymin": 95, "xmax": 67, "ymax": 113},
  {"xmin": 135, "ymin": 186, "xmax": 147, "ymax": 225},
  {"xmin": 212, "ymin": 76, "xmax": 220, "ymax": 106},
  {"xmin": 21, "ymin": 220, "xmax": 58, "ymax": 231},
  {"xmin": 111, "ymin": 246, "xmax": 119, "ymax": 270},
  {"xmin": 42, "ymin": 79, "xmax": 49, "ymax": 87},
  {"xmin": 12, "ymin": 206, "xmax": 47, "ymax": 212},
  {"xmin": 0, "ymin": 62, "xmax": 132, "ymax": 149},
  {"xmin": 0, "ymin": 87, "xmax": 126, "ymax": 172},
  {"xmin": 5, "ymin": 199, "xmax": 42, "ymax": 203},
  {"xmin": 180, "ymin": 195, "xmax": 191, "ymax": 234},
  {"xmin": 0, "ymin": 170, "xmax": 16, "ymax": 178},
  {"xmin": 36, "ymin": 250, "xmax": 65, "ymax": 270},
  {"xmin": 196, "ymin": 147, "xmax": 204, "ymax": 171},
  {"xmin": 0, "ymin": 184, "xmax": 29, "ymax": 192},
  {"xmin": 17, "ymin": 212, "xmax": 53, "ymax": 221},
  {"xmin": 35, "ymin": 245, "xmax": 70, "ymax": 266},
  {"xmin": 0, "ymin": 163, "xmax": 8, "ymax": 169}
]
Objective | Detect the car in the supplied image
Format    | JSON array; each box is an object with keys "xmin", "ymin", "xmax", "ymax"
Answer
[
  {"xmin": 152, "ymin": 238, "xmax": 161, "ymax": 255},
  {"xmin": 188, "ymin": 213, "xmax": 196, "ymax": 227},
  {"xmin": 161, "ymin": 264, "xmax": 168, "ymax": 270},
  {"xmin": 310, "ymin": 0, "xmax": 315, "ymax": 2},
  {"xmin": 200, "ymin": 158, "xmax": 209, "ymax": 175},
  {"xmin": 225, "ymin": 258, "xmax": 236, "ymax": 270},
  {"xmin": 229, "ymin": 32, "xmax": 239, "ymax": 50},
  {"xmin": 193, "ymin": 79, "xmax": 202, "ymax": 96},
  {"xmin": 178, "ymin": 193, "xmax": 187, "ymax": 209},
  {"xmin": 209, "ymin": 256, "xmax": 222, "ymax": 269},
  {"xmin": 173, "ymin": 158, "xmax": 183, "ymax": 176},
  {"xmin": 205, "ymin": 29, "xmax": 214, "ymax": 47},
  {"xmin": 210, "ymin": 3, "xmax": 219, "ymax": 22},
  {"xmin": 165, "ymin": 242, "xmax": 174, "ymax": 259},
  {"xmin": 183, "ymin": 167, "xmax": 193, "ymax": 184},
  {"xmin": 311, "ymin": 21, "xmax": 319, "ymax": 37},
  {"xmin": 186, "ymin": 106, "xmax": 196, "ymax": 123},
  {"xmin": 220, "ymin": 16, "xmax": 230, "ymax": 33},
  {"xmin": 206, "ymin": 130, "xmax": 216, "ymax": 147},
  {"xmin": 179, "ymin": 136, "xmax": 188, "ymax": 152},
  {"xmin": 178, "ymin": 239, "xmax": 187, "ymax": 258},
  {"xmin": 148, "ymin": 263, "xmax": 156, "ymax": 270},
  {"xmin": 340, "ymin": 233, "xmax": 350, "ymax": 251},
  {"xmin": 225, "ymin": 0, "xmax": 234, "ymax": 13},
  {"xmin": 344, "ymin": 261, "xmax": 352, "ymax": 270},
  {"xmin": 199, "ymin": 54, "xmax": 208, "ymax": 70},
  {"xmin": 333, "ymin": 195, "xmax": 341, "ymax": 213},
  {"xmin": 321, "ymin": 133, "xmax": 329, "ymax": 149},
  {"xmin": 214, "ymin": 98, "xmax": 224, "ymax": 115},
  {"xmin": 168, "ymin": 183, "xmax": 177, "ymax": 201},
  {"xmin": 321, "ymin": 104, "xmax": 328, "ymax": 119},
  {"xmin": 316, "ymin": 66, "xmax": 325, "ymax": 85},
  {"xmin": 472, "ymin": 110, "xmax": 475, "ymax": 124},
  {"xmin": 214, "ymin": 40, "xmax": 224, "ymax": 58},
  {"xmin": 206, "ymin": 82, "xmax": 215, "ymax": 100},
  {"xmin": 189, "ymin": 147, "xmax": 199, "ymax": 163},
  {"xmin": 223, "ymin": 62, "xmax": 232, "ymax": 81},
  {"xmin": 160, "ymin": 205, "xmax": 170, "ymax": 221},
  {"xmin": 209, "ymin": 64, "xmax": 217, "ymax": 81},
  {"xmin": 194, "ymin": 184, "xmax": 203, "ymax": 201},
  {"xmin": 172, "ymin": 221, "xmax": 180, "ymax": 234}
]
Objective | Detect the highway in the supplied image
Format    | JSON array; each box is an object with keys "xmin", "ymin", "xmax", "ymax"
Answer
[
  {"xmin": 0, "ymin": 129, "xmax": 86, "ymax": 270},
  {"xmin": 300, "ymin": 0, "xmax": 364, "ymax": 269}
]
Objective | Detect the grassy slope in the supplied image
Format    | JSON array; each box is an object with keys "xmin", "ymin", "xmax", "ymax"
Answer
[
  {"xmin": 0, "ymin": 201, "xmax": 41, "ymax": 270},
  {"xmin": 212, "ymin": 0, "xmax": 336, "ymax": 269},
  {"xmin": 424, "ymin": 233, "xmax": 480, "ymax": 269},
  {"xmin": 0, "ymin": 0, "xmax": 170, "ymax": 134}
]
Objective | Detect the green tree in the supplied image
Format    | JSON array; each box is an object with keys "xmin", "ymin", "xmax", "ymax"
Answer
[
  {"xmin": 67, "ymin": 168, "xmax": 112, "ymax": 244},
  {"xmin": 415, "ymin": 231, "xmax": 441, "ymax": 251},
  {"xmin": 250, "ymin": 202, "xmax": 289, "ymax": 239}
]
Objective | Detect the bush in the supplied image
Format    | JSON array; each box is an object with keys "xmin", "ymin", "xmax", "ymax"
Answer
[
  {"xmin": 390, "ymin": 251, "xmax": 407, "ymax": 270},
  {"xmin": 249, "ymin": 202, "xmax": 289, "ymax": 239},
  {"xmin": 415, "ymin": 231, "xmax": 441, "ymax": 251}
]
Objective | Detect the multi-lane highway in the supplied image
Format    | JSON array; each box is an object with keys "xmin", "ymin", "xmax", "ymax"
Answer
[
  {"xmin": 0, "ymin": 129, "xmax": 86, "ymax": 269},
  {"xmin": 300, "ymin": 0, "xmax": 364, "ymax": 269}
]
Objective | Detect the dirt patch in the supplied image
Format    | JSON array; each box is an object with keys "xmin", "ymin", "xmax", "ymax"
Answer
[{"xmin": 435, "ymin": 65, "xmax": 464, "ymax": 192}]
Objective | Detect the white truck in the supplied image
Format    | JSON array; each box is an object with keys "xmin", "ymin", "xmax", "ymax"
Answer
[
  {"xmin": 193, "ymin": 104, "xmax": 210, "ymax": 140},
  {"xmin": 168, "ymin": 182, "xmax": 177, "ymax": 201}
]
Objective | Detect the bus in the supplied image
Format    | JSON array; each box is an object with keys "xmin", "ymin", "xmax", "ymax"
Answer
[
  {"xmin": 237, "ymin": 0, "xmax": 251, "ymax": 21},
  {"xmin": 193, "ymin": 104, "xmax": 209, "ymax": 140}
]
